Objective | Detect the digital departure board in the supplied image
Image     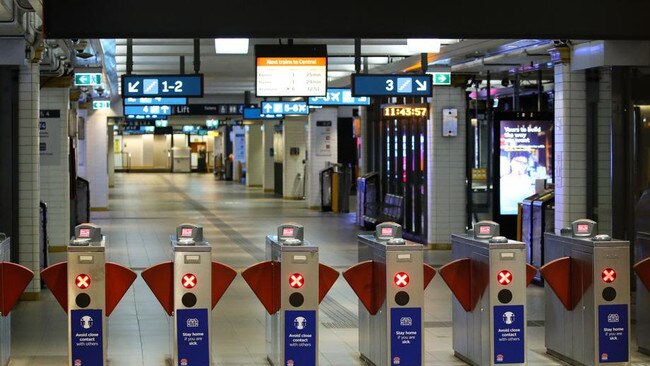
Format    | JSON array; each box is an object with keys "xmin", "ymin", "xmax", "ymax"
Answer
[{"xmin": 255, "ymin": 45, "xmax": 327, "ymax": 97}]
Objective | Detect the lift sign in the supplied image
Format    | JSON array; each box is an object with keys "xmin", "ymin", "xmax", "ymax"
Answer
[
  {"xmin": 390, "ymin": 307, "xmax": 421, "ymax": 365},
  {"xmin": 176, "ymin": 308, "xmax": 209, "ymax": 366},
  {"xmin": 493, "ymin": 305, "xmax": 524, "ymax": 363},
  {"xmin": 598, "ymin": 304, "xmax": 629, "ymax": 363},
  {"xmin": 285, "ymin": 310, "xmax": 316, "ymax": 365},
  {"xmin": 71, "ymin": 309, "xmax": 103, "ymax": 366}
]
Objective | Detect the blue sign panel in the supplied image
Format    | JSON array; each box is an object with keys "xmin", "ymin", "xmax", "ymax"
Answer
[
  {"xmin": 123, "ymin": 97, "xmax": 187, "ymax": 106},
  {"xmin": 261, "ymin": 101, "xmax": 309, "ymax": 115},
  {"xmin": 351, "ymin": 74, "xmax": 432, "ymax": 97},
  {"xmin": 124, "ymin": 105, "xmax": 172, "ymax": 116},
  {"xmin": 176, "ymin": 308, "xmax": 210, "ymax": 366},
  {"xmin": 598, "ymin": 304, "xmax": 629, "ymax": 363},
  {"xmin": 493, "ymin": 305, "xmax": 525, "ymax": 364},
  {"xmin": 122, "ymin": 74, "xmax": 203, "ymax": 97},
  {"xmin": 308, "ymin": 88, "xmax": 370, "ymax": 106},
  {"xmin": 71, "ymin": 309, "xmax": 104, "ymax": 366},
  {"xmin": 243, "ymin": 108, "xmax": 283, "ymax": 120},
  {"xmin": 390, "ymin": 307, "xmax": 422, "ymax": 366},
  {"xmin": 285, "ymin": 310, "xmax": 316, "ymax": 366}
]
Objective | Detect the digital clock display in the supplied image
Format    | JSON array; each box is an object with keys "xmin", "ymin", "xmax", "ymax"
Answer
[{"xmin": 382, "ymin": 105, "xmax": 429, "ymax": 118}]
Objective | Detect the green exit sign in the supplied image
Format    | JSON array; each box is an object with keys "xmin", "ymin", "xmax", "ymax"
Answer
[
  {"xmin": 431, "ymin": 72, "xmax": 451, "ymax": 85},
  {"xmin": 93, "ymin": 100, "xmax": 111, "ymax": 110},
  {"xmin": 75, "ymin": 73, "xmax": 102, "ymax": 86}
]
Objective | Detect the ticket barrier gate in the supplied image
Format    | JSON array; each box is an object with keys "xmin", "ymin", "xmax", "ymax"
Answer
[
  {"xmin": 0, "ymin": 234, "xmax": 35, "ymax": 366},
  {"xmin": 438, "ymin": 221, "xmax": 536, "ymax": 366},
  {"xmin": 141, "ymin": 224, "xmax": 237, "ymax": 366},
  {"xmin": 342, "ymin": 222, "xmax": 437, "ymax": 366},
  {"xmin": 241, "ymin": 224, "xmax": 339, "ymax": 366},
  {"xmin": 540, "ymin": 219, "xmax": 630, "ymax": 365},
  {"xmin": 41, "ymin": 223, "xmax": 137, "ymax": 366}
]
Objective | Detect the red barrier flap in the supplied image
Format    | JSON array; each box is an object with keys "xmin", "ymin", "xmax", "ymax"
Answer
[
  {"xmin": 141, "ymin": 262, "xmax": 174, "ymax": 316},
  {"xmin": 318, "ymin": 263, "xmax": 339, "ymax": 304},
  {"xmin": 423, "ymin": 264, "xmax": 436, "ymax": 289},
  {"xmin": 211, "ymin": 262, "xmax": 237, "ymax": 309},
  {"xmin": 0, "ymin": 262, "xmax": 34, "ymax": 316},
  {"xmin": 105, "ymin": 262, "xmax": 137, "ymax": 317},
  {"xmin": 342, "ymin": 261, "xmax": 385, "ymax": 315},
  {"xmin": 438, "ymin": 258, "xmax": 473, "ymax": 312},
  {"xmin": 526, "ymin": 264, "xmax": 537, "ymax": 287},
  {"xmin": 540, "ymin": 257, "xmax": 574, "ymax": 311},
  {"xmin": 634, "ymin": 258, "xmax": 650, "ymax": 291},
  {"xmin": 41, "ymin": 262, "xmax": 68, "ymax": 313},
  {"xmin": 241, "ymin": 261, "xmax": 281, "ymax": 315}
]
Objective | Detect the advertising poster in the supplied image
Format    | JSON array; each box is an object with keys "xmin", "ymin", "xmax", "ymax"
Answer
[{"xmin": 498, "ymin": 119, "xmax": 553, "ymax": 215}]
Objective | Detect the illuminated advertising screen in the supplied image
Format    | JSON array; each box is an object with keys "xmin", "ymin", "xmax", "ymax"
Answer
[
  {"xmin": 255, "ymin": 45, "xmax": 327, "ymax": 97},
  {"xmin": 498, "ymin": 119, "xmax": 554, "ymax": 215}
]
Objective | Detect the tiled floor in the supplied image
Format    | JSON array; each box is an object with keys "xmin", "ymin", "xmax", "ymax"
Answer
[{"xmin": 9, "ymin": 173, "xmax": 650, "ymax": 365}]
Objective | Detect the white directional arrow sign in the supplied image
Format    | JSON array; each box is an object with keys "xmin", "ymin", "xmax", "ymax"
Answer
[
  {"xmin": 415, "ymin": 80, "xmax": 428, "ymax": 91},
  {"xmin": 128, "ymin": 81, "xmax": 141, "ymax": 93},
  {"xmin": 263, "ymin": 103, "xmax": 273, "ymax": 113}
]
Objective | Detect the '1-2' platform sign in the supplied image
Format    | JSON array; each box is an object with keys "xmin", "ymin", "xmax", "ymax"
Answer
[
  {"xmin": 122, "ymin": 74, "xmax": 204, "ymax": 98},
  {"xmin": 351, "ymin": 74, "xmax": 432, "ymax": 97}
]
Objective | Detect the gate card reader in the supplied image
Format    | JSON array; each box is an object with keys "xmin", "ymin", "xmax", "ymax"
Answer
[
  {"xmin": 439, "ymin": 221, "xmax": 537, "ymax": 366},
  {"xmin": 41, "ymin": 223, "xmax": 137, "ymax": 366},
  {"xmin": 176, "ymin": 223, "xmax": 203, "ymax": 245},
  {"xmin": 277, "ymin": 223, "xmax": 304, "ymax": 244},
  {"xmin": 540, "ymin": 219, "xmax": 631, "ymax": 366}
]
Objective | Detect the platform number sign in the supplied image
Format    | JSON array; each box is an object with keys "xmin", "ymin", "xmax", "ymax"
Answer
[{"xmin": 182, "ymin": 274, "xmax": 197, "ymax": 289}]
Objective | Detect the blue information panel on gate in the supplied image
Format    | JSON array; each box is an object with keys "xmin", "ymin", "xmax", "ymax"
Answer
[
  {"xmin": 285, "ymin": 310, "xmax": 316, "ymax": 366},
  {"xmin": 71, "ymin": 309, "xmax": 104, "ymax": 366},
  {"xmin": 176, "ymin": 308, "xmax": 210, "ymax": 366},
  {"xmin": 122, "ymin": 74, "xmax": 203, "ymax": 97},
  {"xmin": 598, "ymin": 304, "xmax": 629, "ymax": 363},
  {"xmin": 390, "ymin": 307, "xmax": 422, "ymax": 366},
  {"xmin": 493, "ymin": 305, "xmax": 525, "ymax": 364},
  {"xmin": 351, "ymin": 74, "xmax": 432, "ymax": 97}
]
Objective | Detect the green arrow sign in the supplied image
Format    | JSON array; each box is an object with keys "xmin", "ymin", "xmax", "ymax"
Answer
[
  {"xmin": 431, "ymin": 72, "xmax": 451, "ymax": 85},
  {"xmin": 75, "ymin": 73, "xmax": 102, "ymax": 86},
  {"xmin": 92, "ymin": 100, "xmax": 111, "ymax": 110}
]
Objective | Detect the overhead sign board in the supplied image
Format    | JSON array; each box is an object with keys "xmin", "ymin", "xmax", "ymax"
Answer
[
  {"xmin": 243, "ymin": 108, "xmax": 283, "ymax": 120},
  {"xmin": 308, "ymin": 88, "xmax": 370, "ymax": 106},
  {"xmin": 92, "ymin": 100, "xmax": 111, "ymax": 110},
  {"xmin": 255, "ymin": 45, "xmax": 327, "ymax": 97},
  {"xmin": 75, "ymin": 73, "xmax": 102, "ymax": 86},
  {"xmin": 261, "ymin": 101, "xmax": 309, "ymax": 115},
  {"xmin": 172, "ymin": 104, "xmax": 244, "ymax": 116},
  {"xmin": 124, "ymin": 105, "xmax": 172, "ymax": 116},
  {"xmin": 351, "ymin": 74, "xmax": 432, "ymax": 97},
  {"xmin": 121, "ymin": 74, "xmax": 203, "ymax": 97},
  {"xmin": 430, "ymin": 72, "xmax": 452, "ymax": 85},
  {"xmin": 123, "ymin": 97, "xmax": 187, "ymax": 106}
]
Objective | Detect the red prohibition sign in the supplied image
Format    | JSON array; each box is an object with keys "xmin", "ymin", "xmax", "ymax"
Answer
[
  {"xmin": 76, "ymin": 274, "xmax": 91, "ymax": 289},
  {"xmin": 289, "ymin": 273, "xmax": 304, "ymax": 288},
  {"xmin": 497, "ymin": 270, "xmax": 512, "ymax": 285},
  {"xmin": 182, "ymin": 273, "xmax": 197, "ymax": 289}
]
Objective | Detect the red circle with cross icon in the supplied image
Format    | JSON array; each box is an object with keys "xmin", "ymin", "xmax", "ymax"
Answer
[
  {"xmin": 289, "ymin": 273, "xmax": 304, "ymax": 288},
  {"xmin": 394, "ymin": 272, "xmax": 410, "ymax": 287},
  {"xmin": 182, "ymin": 273, "xmax": 197, "ymax": 289},
  {"xmin": 497, "ymin": 270, "xmax": 512, "ymax": 285},
  {"xmin": 602, "ymin": 268, "xmax": 616, "ymax": 283},
  {"xmin": 75, "ymin": 274, "xmax": 91, "ymax": 289}
]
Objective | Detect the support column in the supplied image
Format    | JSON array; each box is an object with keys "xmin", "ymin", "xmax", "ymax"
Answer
[
  {"xmin": 245, "ymin": 123, "xmax": 263, "ymax": 187},
  {"xmin": 39, "ymin": 86, "xmax": 71, "ymax": 265},
  {"xmin": 283, "ymin": 118, "xmax": 307, "ymax": 199},
  {"xmin": 427, "ymin": 87, "xmax": 467, "ymax": 245},
  {"xmin": 554, "ymin": 61, "xmax": 588, "ymax": 231},
  {"xmin": 262, "ymin": 121, "xmax": 278, "ymax": 192},
  {"xmin": 306, "ymin": 108, "xmax": 338, "ymax": 209},
  {"xmin": 18, "ymin": 63, "xmax": 41, "ymax": 295},
  {"xmin": 596, "ymin": 68, "xmax": 613, "ymax": 233}
]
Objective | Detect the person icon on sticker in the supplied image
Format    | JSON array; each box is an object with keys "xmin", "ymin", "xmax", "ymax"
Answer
[
  {"xmin": 80, "ymin": 315, "xmax": 94, "ymax": 329},
  {"xmin": 294, "ymin": 316, "xmax": 306, "ymax": 330},
  {"xmin": 503, "ymin": 311, "xmax": 515, "ymax": 325}
]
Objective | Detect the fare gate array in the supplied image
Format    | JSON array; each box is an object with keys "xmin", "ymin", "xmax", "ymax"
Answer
[
  {"xmin": 343, "ymin": 222, "xmax": 436, "ymax": 366},
  {"xmin": 635, "ymin": 232, "xmax": 650, "ymax": 355},
  {"xmin": 241, "ymin": 224, "xmax": 339, "ymax": 366},
  {"xmin": 141, "ymin": 224, "xmax": 237, "ymax": 366},
  {"xmin": 41, "ymin": 224, "xmax": 137, "ymax": 366},
  {"xmin": 540, "ymin": 219, "xmax": 631, "ymax": 366},
  {"xmin": 439, "ymin": 221, "xmax": 536, "ymax": 366}
]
